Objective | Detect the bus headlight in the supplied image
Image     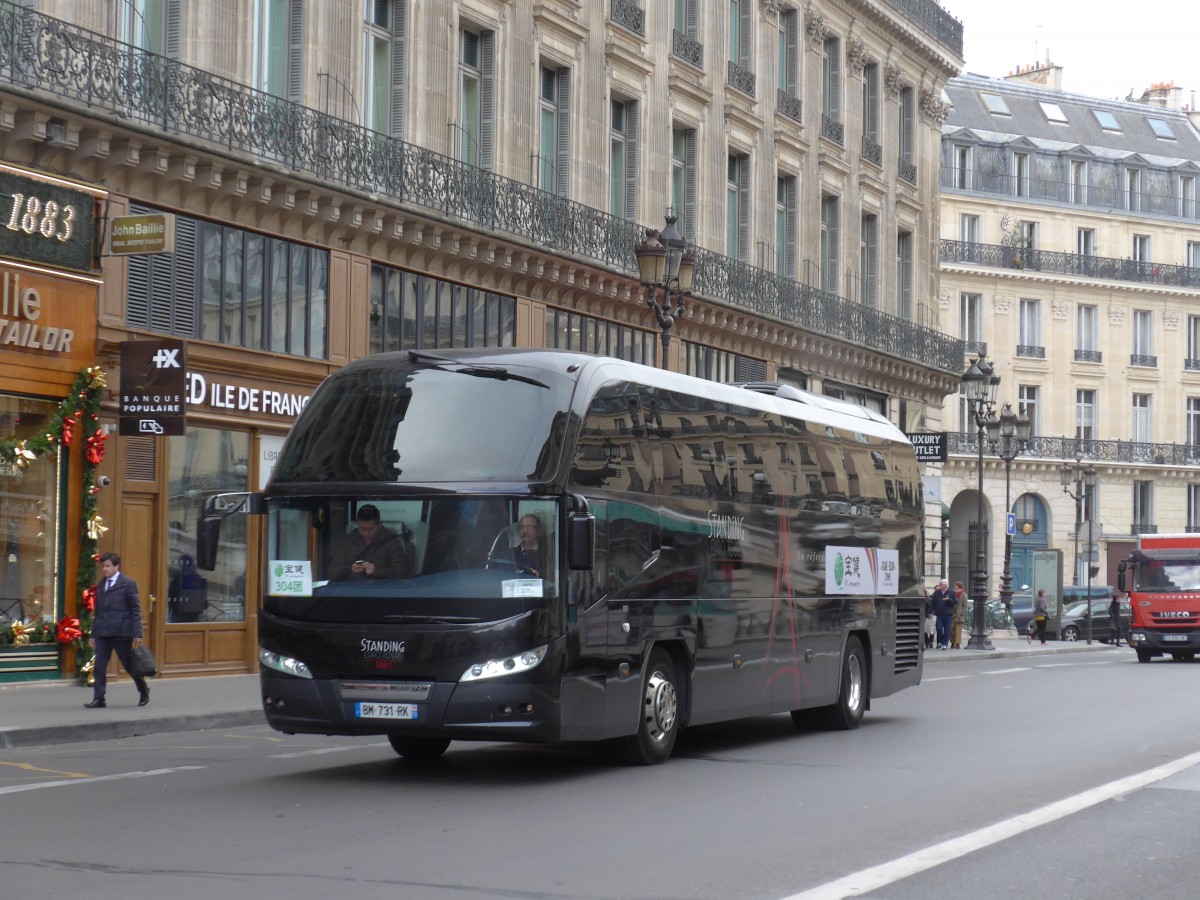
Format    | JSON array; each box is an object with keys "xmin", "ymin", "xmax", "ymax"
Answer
[
  {"xmin": 260, "ymin": 648, "xmax": 313, "ymax": 679},
  {"xmin": 460, "ymin": 645, "xmax": 548, "ymax": 683}
]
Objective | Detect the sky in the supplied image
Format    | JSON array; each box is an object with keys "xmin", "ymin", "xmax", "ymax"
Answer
[{"xmin": 949, "ymin": 0, "xmax": 1200, "ymax": 106}]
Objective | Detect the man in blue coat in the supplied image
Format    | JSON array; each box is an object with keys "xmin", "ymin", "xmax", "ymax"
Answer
[{"xmin": 85, "ymin": 551, "xmax": 150, "ymax": 708}]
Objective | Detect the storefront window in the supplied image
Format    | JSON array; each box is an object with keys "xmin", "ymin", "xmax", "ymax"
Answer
[
  {"xmin": 0, "ymin": 396, "xmax": 60, "ymax": 628},
  {"xmin": 166, "ymin": 428, "xmax": 248, "ymax": 623}
]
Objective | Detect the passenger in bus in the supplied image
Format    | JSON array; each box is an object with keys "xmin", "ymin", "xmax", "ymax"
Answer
[
  {"xmin": 512, "ymin": 513, "xmax": 546, "ymax": 577},
  {"xmin": 327, "ymin": 505, "xmax": 409, "ymax": 580}
]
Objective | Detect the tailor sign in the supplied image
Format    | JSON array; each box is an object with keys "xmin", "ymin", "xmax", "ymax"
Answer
[
  {"xmin": 119, "ymin": 339, "xmax": 187, "ymax": 436},
  {"xmin": 109, "ymin": 213, "xmax": 175, "ymax": 255}
]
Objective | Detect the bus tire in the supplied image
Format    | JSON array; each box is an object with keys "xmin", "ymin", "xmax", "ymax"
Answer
[
  {"xmin": 1135, "ymin": 648, "xmax": 1153, "ymax": 663},
  {"xmin": 819, "ymin": 636, "xmax": 867, "ymax": 731},
  {"xmin": 388, "ymin": 735, "xmax": 450, "ymax": 761},
  {"xmin": 622, "ymin": 649, "xmax": 680, "ymax": 765}
]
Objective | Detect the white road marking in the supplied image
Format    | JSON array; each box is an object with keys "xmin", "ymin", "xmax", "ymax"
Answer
[
  {"xmin": 269, "ymin": 742, "xmax": 389, "ymax": 759},
  {"xmin": 980, "ymin": 667, "xmax": 1030, "ymax": 675},
  {"xmin": 921, "ymin": 675, "xmax": 972, "ymax": 682},
  {"xmin": 0, "ymin": 765, "xmax": 205, "ymax": 796},
  {"xmin": 781, "ymin": 749, "xmax": 1200, "ymax": 900}
]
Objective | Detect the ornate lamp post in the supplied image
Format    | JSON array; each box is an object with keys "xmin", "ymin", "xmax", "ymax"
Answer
[
  {"xmin": 634, "ymin": 213, "xmax": 694, "ymax": 370},
  {"xmin": 1061, "ymin": 457, "xmax": 1099, "ymax": 643},
  {"xmin": 962, "ymin": 357, "xmax": 1000, "ymax": 650},
  {"xmin": 985, "ymin": 402, "xmax": 1032, "ymax": 619}
]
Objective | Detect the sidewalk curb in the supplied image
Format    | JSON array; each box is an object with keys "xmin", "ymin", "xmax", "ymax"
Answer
[
  {"xmin": 925, "ymin": 642, "xmax": 1127, "ymax": 664},
  {"xmin": 0, "ymin": 709, "xmax": 264, "ymax": 750}
]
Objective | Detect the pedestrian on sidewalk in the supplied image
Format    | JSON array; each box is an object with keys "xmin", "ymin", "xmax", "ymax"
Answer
[
  {"xmin": 950, "ymin": 581, "xmax": 968, "ymax": 649},
  {"xmin": 930, "ymin": 579, "xmax": 955, "ymax": 650},
  {"xmin": 1032, "ymin": 588, "xmax": 1051, "ymax": 645},
  {"xmin": 1108, "ymin": 591, "xmax": 1124, "ymax": 646},
  {"xmin": 85, "ymin": 552, "xmax": 150, "ymax": 709}
]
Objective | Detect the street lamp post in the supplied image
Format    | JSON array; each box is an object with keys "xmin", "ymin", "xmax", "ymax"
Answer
[
  {"xmin": 985, "ymin": 402, "xmax": 1032, "ymax": 620},
  {"xmin": 634, "ymin": 213, "xmax": 694, "ymax": 370},
  {"xmin": 962, "ymin": 357, "xmax": 1000, "ymax": 650},
  {"xmin": 1061, "ymin": 457, "xmax": 1099, "ymax": 643}
]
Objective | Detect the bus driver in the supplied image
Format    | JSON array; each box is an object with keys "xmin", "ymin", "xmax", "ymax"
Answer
[{"xmin": 327, "ymin": 505, "xmax": 408, "ymax": 581}]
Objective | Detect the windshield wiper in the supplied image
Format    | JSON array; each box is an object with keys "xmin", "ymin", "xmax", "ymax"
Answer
[
  {"xmin": 384, "ymin": 614, "xmax": 483, "ymax": 624},
  {"xmin": 406, "ymin": 350, "xmax": 548, "ymax": 389}
]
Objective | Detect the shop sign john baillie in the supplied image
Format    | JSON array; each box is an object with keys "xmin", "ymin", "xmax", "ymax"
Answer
[{"xmin": 120, "ymin": 339, "xmax": 187, "ymax": 436}]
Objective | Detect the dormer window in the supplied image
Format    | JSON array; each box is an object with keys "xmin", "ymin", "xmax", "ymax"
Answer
[
  {"xmin": 1092, "ymin": 109, "xmax": 1121, "ymax": 131},
  {"xmin": 1148, "ymin": 118, "xmax": 1175, "ymax": 139},
  {"xmin": 1039, "ymin": 101, "xmax": 1067, "ymax": 123},
  {"xmin": 980, "ymin": 92, "xmax": 1010, "ymax": 115}
]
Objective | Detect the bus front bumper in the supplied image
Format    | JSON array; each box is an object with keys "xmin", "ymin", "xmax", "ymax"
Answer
[{"xmin": 1128, "ymin": 629, "xmax": 1200, "ymax": 653}]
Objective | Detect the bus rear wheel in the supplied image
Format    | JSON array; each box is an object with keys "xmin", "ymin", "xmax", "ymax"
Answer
[
  {"xmin": 623, "ymin": 649, "xmax": 680, "ymax": 765},
  {"xmin": 388, "ymin": 735, "xmax": 450, "ymax": 761},
  {"xmin": 818, "ymin": 636, "xmax": 867, "ymax": 731}
]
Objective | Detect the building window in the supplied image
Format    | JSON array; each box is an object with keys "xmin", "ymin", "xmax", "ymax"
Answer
[
  {"xmin": 610, "ymin": 97, "xmax": 639, "ymax": 220},
  {"xmin": 371, "ymin": 264, "xmax": 516, "ymax": 354},
  {"xmin": 960, "ymin": 292, "xmax": 982, "ymax": 346},
  {"xmin": 862, "ymin": 61, "xmax": 879, "ymax": 146},
  {"xmin": 538, "ymin": 64, "xmax": 571, "ymax": 195},
  {"xmin": 672, "ymin": 126, "xmax": 697, "ymax": 242},
  {"xmin": 1076, "ymin": 304, "xmax": 1099, "ymax": 361},
  {"xmin": 859, "ymin": 214, "xmax": 877, "ymax": 307},
  {"xmin": 1182, "ymin": 175, "xmax": 1197, "ymax": 218},
  {"xmin": 1018, "ymin": 298, "xmax": 1041, "ymax": 350},
  {"xmin": 1077, "ymin": 389, "xmax": 1097, "ymax": 444},
  {"xmin": 899, "ymin": 86, "xmax": 915, "ymax": 167},
  {"xmin": 1077, "ymin": 228, "xmax": 1096, "ymax": 257},
  {"xmin": 1133, "ymin": 481, "xmax": 1154, "ymax": 532},
  {"xmin": 1188, "ymin": 397, "xmax": 1200, "ymax": 447},
  {"xmin": 1133, "ymin": 309, "xmax": 1154, "ymax": 362},
  {"xmin": 960, "ymin": 213, "xmax": 980, "ymax": 244},
  {"xmin": 122, "ymin": 0, "xmax": 177, "ymax": 55},
  {"xmin": 547, "ymin": 309, "xmax": 654, "ymax": 366},
  {"xmin": 1188, "ymin": 484, "xmax": 1200, "ymax": 531},
  {"xmin": 1132, "ymin": 393, "xmax": 1154, "ymax": 444},
  {"xmin": 1132, "ymin": 234, "xmax": 1151, "ymax": 262},
  {"xmin": 1126, "ymin": 168, "xmax": 1142, "ymax": 211},
  {"xmin": 458, "ymin": 26, "xmax": 494, "ymax": 168},
  {"xmin": 725, "ymin": 151, "xmax": 750, "ymax": 262},
  {"xmin": 1019, "ymin": 220, "xmax": 1038, "ymax": 251},
  {"xmin": 1071, "ymin": 160, "xmax": 1088, "ymax": 204},
  {"xmin": 1187, "ymin": 241, "xmax": 1200, "ymax": 270},
  {"xmin": 1013, "ymin": 152, "xmax": 1029, "ymax": 197},
  {"xmin": 778, "ymin": 7, "xmax": 799, "ymax": 105},
  {"xmin": 896, "ymin": 230, "xmax": 913, "ymax": 320},
  {"xmin": 821, "ymin": 35, "xmax": 841, "ymax": 124},
  {"xmin": 953, "ymin": 144, "xmax": 971, "ymax": 189},
  {"xmin": 1018, "ymin": 385, "xmax": 1040, "ymax": 436},
  {"xmin": 255, "ymin": 0, "xmax": 303, "ymax": 102},
  {"xmin": 684, "ymin": 342, "xmax": 767, "ymax": 383},
  {"xmin": 363, "ymin": 0, "xmax": 406, "ymax": 136},
  {"xmin": 1188, "ymin": 316, "xmax": 1200, "ymax": 368},
  {"xmin": 776, "ymin": 175, "xmax": 797, "ymax": 278},
  {"xmin": 729, "ymin": 0, "xmax": 751, "ymax": 71},
  {"xmin": 820, "ymin": 194, "xmax": 839, "ymax": 294}
]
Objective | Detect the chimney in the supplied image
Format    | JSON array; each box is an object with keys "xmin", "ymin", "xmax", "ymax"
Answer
[{"xmin": 1003, "ymin": 60, "xmax": 1063, "ymax": 92}]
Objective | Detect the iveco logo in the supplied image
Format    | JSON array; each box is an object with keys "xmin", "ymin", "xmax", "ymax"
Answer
[{"xmin": 1157, "ymin": 611, "xmax": 1191, "ymax": 618}]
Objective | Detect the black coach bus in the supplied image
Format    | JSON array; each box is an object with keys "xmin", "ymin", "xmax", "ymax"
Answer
[{"xmin": 199, "ymin": 349, "xmax": 926, "ymax": 764}]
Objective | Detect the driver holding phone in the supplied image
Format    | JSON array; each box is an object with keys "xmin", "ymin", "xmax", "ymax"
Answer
[{"xmin": 328, "ymin": 505, "xmax": 408, "ymax": 581}]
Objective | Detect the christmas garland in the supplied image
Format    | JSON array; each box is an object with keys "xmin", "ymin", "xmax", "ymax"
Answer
[{"xmin": 0, "ymin": 366, "xmax": 107, "ymax": 668}]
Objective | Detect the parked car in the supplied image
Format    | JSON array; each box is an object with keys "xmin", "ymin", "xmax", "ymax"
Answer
[{"xmin": 1059, "ymin": 598, "xmax": 1130, "ymax": 643}]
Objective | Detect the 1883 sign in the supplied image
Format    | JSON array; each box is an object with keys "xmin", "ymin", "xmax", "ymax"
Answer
[{"xmin": 0, "ymin": 165, "xmax": 97, "ymax": 273}]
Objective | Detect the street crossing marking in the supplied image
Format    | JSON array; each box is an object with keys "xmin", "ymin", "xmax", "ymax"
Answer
[{"xmin": 780, "ymin": 748, "xmax": 1200, "ymax": 900}]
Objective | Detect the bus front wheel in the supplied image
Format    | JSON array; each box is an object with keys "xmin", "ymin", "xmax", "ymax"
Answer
[
  {"xmin": 623, "ymin": 649, "xmax": 680, "ymax": 765},
  {"xmin": 1136, "ymin": 648, "xmax": 1153, "ymax": 663},
  {"xmin": 388, "ymin": 735, "xmax": 450, "ymax": 761},
  {"xmin": 820, "ymin": 636, "xmax": 867, "ymax": 731}
]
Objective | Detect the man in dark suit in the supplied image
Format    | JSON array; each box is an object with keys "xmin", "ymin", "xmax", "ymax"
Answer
[
  {"xmin": 85, "ymin": 551, "xmax": 150, "ymax": 708},
  {"xmin": 512, "ymin": 514, "xmax": 545, "ymax": 577}
]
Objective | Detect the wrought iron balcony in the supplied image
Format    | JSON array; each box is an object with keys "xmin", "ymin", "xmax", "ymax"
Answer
[
  {"xmin": 610, "ymin": 0, "xmax": 645, "ymax": 36},
  {"xmin": 1074, "ymin": 349, "xmax": 1102, "ymax": 363},
  {"xmin": 949, "ymin": 433, "xmax": 1200, "ymax": 466},
  {"xmin": 942, "ymin": 166, "xmax": 1200, "ymax": 226},
  {"xmin": 963, "ymin": 340, "xmax": 987, "ymax": 356},
  {"xmin": 862, "ymin": 136, "xmax": 882, "ymax": 167},
  {"xmin": 727, "ymin": 60, "xmax": 755, "ymax": 97},
  {"xmin": 941, "ymin": 240, "xmax": 1200, "ymax": 289},
  {"xmin": 899, "ymin": 159, "xmax": 917, "ymax": 185},
  {"xmin": 881, "ymin": 0, "xmax": 963, "ymax": 57},
  {"xmin": 671, "ymin": 29, "xmax": 703, "ymax": 68},
  {"xmin": 1132, "ymin": 523, "xmax": 1158, "ymax": 535},
  {"xmin": 1130, "ymin": 354, "xmax": 1158, "ymax": 368},
  {"xmin": 1187, "ymin": 359, "xmax": 1200, "ymax": 371},
  {"xmin": 0, "ymin": 2, "xmax": 964, "ymax": 375},
  {"xmin": 1016, "ymin": 345, "xmax": 1045, "ymax": 359},
  {"xmin": 776, "ymin": 89, "xmax": 801, "ymax": 123},
  {"xmin": 820, "ymin": 114, "xmax": 844, "ymax": 145}
]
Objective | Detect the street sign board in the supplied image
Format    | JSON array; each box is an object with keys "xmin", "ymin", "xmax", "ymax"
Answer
[
  {"xmin": 119, "ymin": 339, "xmax": 187, "ymax": 436},
  {"xmin": 1007, "ymin": 513, "xmax": 1016, "ymax": 536},
  {"xmin": 905, "ymin": 432, "xmax": 947, "ymax": 462}
]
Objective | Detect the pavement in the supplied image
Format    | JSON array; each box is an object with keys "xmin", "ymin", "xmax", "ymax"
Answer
[{"xmin": 0, "ymin": 633, "xmax": 1128, "ymax": 750}]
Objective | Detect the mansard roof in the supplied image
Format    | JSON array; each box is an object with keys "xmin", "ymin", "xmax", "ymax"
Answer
[{"xmin": 943, "ymin": 74, "xmax": 1200, "ymax": 162}]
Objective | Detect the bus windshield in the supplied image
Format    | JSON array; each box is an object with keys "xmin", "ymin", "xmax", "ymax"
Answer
[
  {"xmin": 1134, "ymin": 560, "xmax": 1200, "ymax": 593},
  {"xmin": 270, "ymin": 358, "xmax": 575, "ymax": 484},
  {"xmin": 266, "ymin": 495, "xmax": 560, "ymax": 620}
]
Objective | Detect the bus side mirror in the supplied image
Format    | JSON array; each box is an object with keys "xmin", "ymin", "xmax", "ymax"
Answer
[
  {"xmin": 568, "ymin": 513, "xmax": 594, "ymax": 571},
  {"xmin": 196, "ymin": 516, "xmax": 221, "ymax": 571},
  {"xmin": 1116, "ymin": 561, "xmax": 1127, "ymax": 593}
]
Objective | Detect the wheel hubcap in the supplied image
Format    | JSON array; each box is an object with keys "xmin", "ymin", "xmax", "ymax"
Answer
[
  {"xmin": 644, "ymin": 670, "xmax": 677, "ymax": 743},
  {"xmin": 845, "ymin": 654, "xmax": 863, "ymax": 712}
]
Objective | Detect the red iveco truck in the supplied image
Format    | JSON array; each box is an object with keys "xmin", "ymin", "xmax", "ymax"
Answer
[{"xmin": 1117, "ymin": 534, "xmax": 1200, "ymax": 663}]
